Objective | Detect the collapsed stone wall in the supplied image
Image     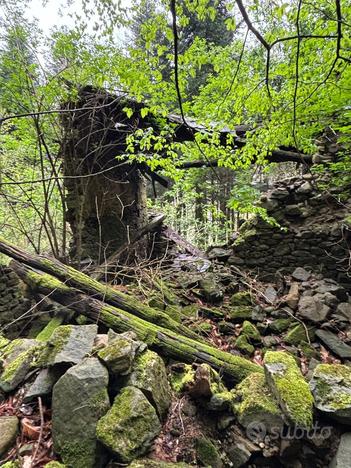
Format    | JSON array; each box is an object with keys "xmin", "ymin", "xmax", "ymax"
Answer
[
  {"xmin": 228, "ymin": 174, "xmax": 351, "ymax": 286},
  {"xmin": 0, "ymin": 265, "xmax": 32, "ymax": 337}
]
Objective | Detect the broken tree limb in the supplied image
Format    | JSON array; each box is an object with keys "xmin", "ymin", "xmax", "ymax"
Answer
[
  {"xmin": 176, "ymin": 148, "xmax": 312, "ymax": 169},
  {"xmin": 0, "ymin": 237, "xmax": 197, "ymax": 341},
  {"xmin": 92, "ymin": 214, "xmax": 166, "ymax": 281},
  {"xmin": 162, "ymin": 227, "xmax": 207, "ymax": 259},
  {"xmin": 12, "ymin": 261, "xmax": 262, "ymax": 383}
]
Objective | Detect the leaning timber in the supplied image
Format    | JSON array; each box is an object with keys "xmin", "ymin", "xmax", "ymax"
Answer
[
  {"xmin": 0, "ymin": 237, "xmax": 199, "ymax": 341},
  {"xmin": 11, "ymin": 261, "xmax": 261, "ymax": 383}
]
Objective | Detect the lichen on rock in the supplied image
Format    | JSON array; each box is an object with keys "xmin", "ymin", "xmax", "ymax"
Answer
[
  {"xmin": 37, "ymin": 324, "xmax": 97, "ymax": 367},
  {"xmin": 52, "ymin": 357, "xmax": 110, "ymax": 468},
  {"xmin": 98, "ymin": 332, "xmax": 145, "ymax": 376},
  {"xmin": 310, "ymin": 363, "xmax": 351, "ymax": 424}
]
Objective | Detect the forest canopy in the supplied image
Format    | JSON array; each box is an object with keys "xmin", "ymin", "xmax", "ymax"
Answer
[{"xmin": 0, "ymin": 0, "xmax": 350, "ymax": 255}]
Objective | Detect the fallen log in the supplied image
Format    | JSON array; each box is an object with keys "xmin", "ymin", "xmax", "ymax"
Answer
[
  {"xmin": 12, "ymin": 261, "xmax": 262, "ymax": 383},
  {"xmin": 0, "ymin": 237, "xmax": 198, "ymax": 341}
]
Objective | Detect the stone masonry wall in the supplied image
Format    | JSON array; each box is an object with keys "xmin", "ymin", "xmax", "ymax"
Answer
[
  {"xmin": 228, "ymin": 174, "xmax": 351, "ymax": 287},
  {"xmin": 0, "ymin": 265, "xmax": 32, "ymax": 337}
]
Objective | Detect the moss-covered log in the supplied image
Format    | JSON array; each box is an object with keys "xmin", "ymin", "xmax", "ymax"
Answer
[
  {"xmin": 0, "ymin": 237, "xmax": 198, "ymax": 341},
  {"xmin": 12, "ymin": 262, "xmax": 262, "ymax": 383}
]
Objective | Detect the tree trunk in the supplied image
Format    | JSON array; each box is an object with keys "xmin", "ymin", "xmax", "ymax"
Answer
[
  {"xmin": 60, "ymin": 89, "xmax": 148, "ymax": 264},
  {"xmin": 12, "ymin": 261, "xmax": 261, "ymax": 383}
]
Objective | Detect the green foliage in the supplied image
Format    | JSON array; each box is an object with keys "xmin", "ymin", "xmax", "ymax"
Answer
[{"xmin": 0, "ymin": 0, "xmax": 350, "ymax": 253}]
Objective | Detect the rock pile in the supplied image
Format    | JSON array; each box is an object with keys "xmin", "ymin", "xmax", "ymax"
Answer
[{"xmin": 0, "ymin": 325, "xmax": 172, "ymax": 467}]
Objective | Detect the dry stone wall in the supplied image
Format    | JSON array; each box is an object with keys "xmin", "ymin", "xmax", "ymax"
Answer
[
  {"xmin": 0, "ymin": 265, "xmax": 32, "ymax": 336},
  {"xmin": 228, "ymin": 174, "xmax": 351, "ymax": 286}
]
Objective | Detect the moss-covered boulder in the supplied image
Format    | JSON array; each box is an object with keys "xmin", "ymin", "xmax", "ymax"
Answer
[
  {"xmin": 234, "ymin": 335, "xmax": 254, "ymax": 355},
  {"xmin": 227, "ymin": 306, "xmax": 254, "ymax": 323},
  {"xmin": 124, "ymin": 350, "xmax": 172, "ymax": 419},
  {"xmin": 310, "ymin": 364, "xmax": 351, "ymax": 424},
  {"xmin": 241, "ymin": 321, "xmax": 261, "ymax": 343},
  {"xmin": 198, "ymin": 275, "xmax": 224, "ymax": 303},
  {"xmin": 38, "ymin": 324, "xmax": 97, "ymax": 367},
  {"xmin": 0, "ymin": 416, "xmax": 18, "ymax": 456},
  {"xmin": 97, "ymin": 386, "xmax": 161, "ymax": 463},
  {"xmin": 98, "ymin": 333, "xmax": 145, "ymax": 376},
  {"xmin": 195, "ymin": 437, "xmax": 223, "ymax": 468},
  {"xmin": 284, "ymin": 323, "xmax": 315, "ymax": 346},
  {"xmin": 230, "ymin": 292, "xmax": 252, "ymax": 307},
  {"xmin": 52, "ymin": 357, "xmax": 110, "ymax": 468},
  {"xmin": 0, "ymin": 339, "xmax": 42, "ymax": 392},
  {"xmin": 232, "ymin": 372, "xmax": 283, "ymax": 432},
  {"xmin": 268, "ymin": 318, "xmax": 292, "ymax": 333},
  {"xmin": 264, "ymin": 351, "xmax": 313, "ymax": 428}
]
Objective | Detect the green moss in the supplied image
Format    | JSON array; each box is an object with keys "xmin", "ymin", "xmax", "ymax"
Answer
[
  {"xmin": 195, "ymin": 437, "xmax": 222, "ymax": 468},
  {"xmin": 96, "ymin": 386, "xmax": 161, "ymax": 463},
  {"xmin": 35, "ymin": 326, "xmax": 72, "ymax": 367},
  {"xmin": 0, "ymin": 335, "xmax": 10, "ymax": 352},
  {"xmin": 99, "ymin": 305, "xmax": 158, "ymax": 345},
  {"xmin": 164, "ymin": 305, "xmax": 182, "ymax": 323},
  {"xmin": 148, "ymin": 295, "xmax": 166, "ymax": 311},
  {"xmin": 234, "ymin": 335, "xmax": 254, "ymax": 355},
  {"xmin": 232, "ymin": 372, "xmax": 282, "ymax": 427},
  {"xmin": 1, "ymin": 349, "xmax": 31, "ymax": 382},
  {"xmin": 1, "ymin": 342, "xmax": 44, "ymax": 390},
  {"xmin": 182, "ymin": 305, "xmax": 199, "ymax": 318},
  {"xmin": 300, "ymin": 341, "xmax": 319, "ymax": 359},
  {"xmin": 57, "ymin": 439, "xmax": 94, "ymax": 468},
  {"xmin": 1, "ymin": 461, "xmax": 21, "ymax": 468},
  {"xmin": 230, "ymin": 291, "xmax": 252, "ymax": 306},
  {"xmin": 170, "ymin": 364, "xmax": 195, "ymax": 393},
  {"xmin": 241, "ymin": 321, "xmax": 261, "ymax": 343},
  {"xmin": 312, "ymin": 364, "xmax": 351, "ymax": 411},
  {"xmin": 264, "ymin": 351, "xmax": 313, "ymax": 428},
  {"xmin": 193, "ymin": 322, "xmax": 212, "ymax": 335},
  {"xmin": 0, "ymin": 339, "xmax": 23, "ymax": 358},
  {"xmin": 36, "ymin": 317, "xmax": 64, "ymax": 342},
  {"xmin": 343, "ymin": 215, "xmax": 351, "ymax": 228},
  {"xmin": 233, "ymin": 226, "xmax": 257, "ymax": 246},
  {"xmin": 98, "ymin": 337, "xmax": 130, "ymax": 361},
  {"xmin": 27, "ymin": 271, "xmax": 70, "ymax": 292},
  {"xmin": 315, "ymin": 363, "xmax": 351, "ymax": 380},
  {"xmin": 75, "ymin": 315, "xmax": 88, "ymax": 325},
  {"xmin": 45, "ymin": 462, "xmax": 66, "ymax": 467},
  {"xmin": 284, "ymin": 324, "xmax": 315, "ymax": 345},
  {"xmin": 88, "ymin": 388, "xmax": 111, "ymax": 417},
  {"xmin": 269, "ymin": 318, "xmax": 292, "ymax": 333},
  {"xmin": 227, "ymin": 306, "xmax": 253, "ymax": 322}
]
